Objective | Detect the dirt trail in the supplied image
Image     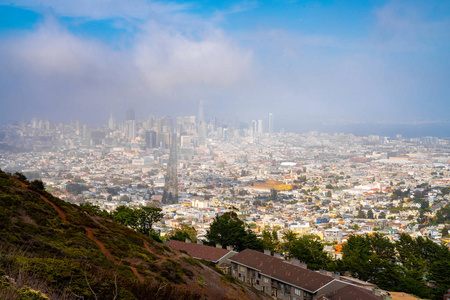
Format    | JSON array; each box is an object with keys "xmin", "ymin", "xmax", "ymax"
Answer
[
  {"xmin": 84, "ymin": 227, "xmax": 116, "ymax": 262},
  {"xmin": 143, "ymin": 241, "xmax": 184, "ymax": 265},
  {"xmin": 128, "ymin": 266, "xmax": 144, "ymax": 282},
  {"xmin": 143, "ymin": 241, "xmax": 161, "ymax": 257},
  {"xmin": 15, "ymin": 178, "xmax": 144, "ymax": 282},
  {"xmin": 40, "ymin": 195, "xmax": 67, "ymax": 222}
]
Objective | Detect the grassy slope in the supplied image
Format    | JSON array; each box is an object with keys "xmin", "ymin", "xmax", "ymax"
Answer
[{"xmin": 0, "ymin": 170, "xmax": 265, "ymax": 300}]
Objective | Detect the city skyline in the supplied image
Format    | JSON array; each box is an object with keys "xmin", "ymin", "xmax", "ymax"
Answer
[{"xmin": 0, "ymin": 1, "xmax": 450, "ymax": 135}]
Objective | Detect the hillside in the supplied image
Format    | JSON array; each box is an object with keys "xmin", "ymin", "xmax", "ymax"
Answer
[{"xmin": 0, "ymin": 170, "xmax": 266, "ymax": 300}]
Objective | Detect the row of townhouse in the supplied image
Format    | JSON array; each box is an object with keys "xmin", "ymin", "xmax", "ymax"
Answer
[{"xmin": 229, "ymin": 249, "xmax": 390, "ymax": 300}]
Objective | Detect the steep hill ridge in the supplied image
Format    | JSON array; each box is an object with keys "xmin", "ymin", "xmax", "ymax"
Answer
[{"xmin": 0, "ymin": 170, "xmax": 265, "ymax": 300}]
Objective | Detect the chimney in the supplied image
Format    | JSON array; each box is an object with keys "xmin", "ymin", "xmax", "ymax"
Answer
[
  {"xmin": 264, "ymin": 249, "xmax": 271, "ymax": 255},
  {"xmin": 197, "ymin": 239, "xmax": 203, "ymax": 245},
  {"xmin": 320, "ymin": 269, "xmax": 327, "ymax": 275},
  {"xmin": 382, "ymin": 293, "xmax": 392, "ymax": 300},
  {"xmin": 291, "ymin": 258, "xmax": 300, "ymax": 266},
  {"xmin": 372, "ymin": 288, "xmax": 381, "ymax": 296},
  {"xmin": 300, "ymin": 262, "xmax": 307, "ymax": 269},
  {"xmin": 274, "ymin": 253, "xmax": 282, "ymax": 259},
  {"xmin": 216, "ymin": 243, "xmax": 222, "ymax": 249},
  {"xmin": 226, "ymin": 245, "xmax": 234, "ymax": 251},
  {"xmin": 332, "ymin": 272, "xmax": 340, "ymax": 280},
  {"xmin": 185, "ymin": 238, "xmax": 191, "ymax": 243},
  {"xmin": 344, "ymin": 271, "xmax": 350, "ymax": 276}
]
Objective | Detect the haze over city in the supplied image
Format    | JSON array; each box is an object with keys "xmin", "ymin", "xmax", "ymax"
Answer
[{"xmin": 1, "ymin": 0, "xmax": 449, "ymax": 136}]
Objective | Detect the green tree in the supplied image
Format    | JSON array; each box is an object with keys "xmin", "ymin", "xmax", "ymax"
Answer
[
  {"xmin": 442, "ymin": 226, "xmax": 449, "ymax": 237},
  {"xmin": 136, "ymin": 207, "xmax": 164, "ymax": 236},
  {"xmin": 261, "ymin": 230, "xmax": 279, "ymax": 253},
  {"xmin": 205, "ymin": 212, "xmax": 263, "ymax": 252},
  {"xmin": 342, "ymin": 235, "xmax": 372, "ymax": 281},
  {"xmin": 110, "ymin": 206, "xmax": 163, "ymax": 237},
  {"xmin": 357, "ymin": 210, "xmax": 366, "ymax": 218},
  {"xmin": 367, "ymin": 209, "xmax": 374, "ymax": 219},
  {"xmin": 286, "ymin": 235, "xmax": 331, "ymax": 270},
  {"xmin": 30, "ymin": 179, "xmax": 45, "ymax": 191},
  {"xmin": 168, "ymin": 225, "xmax": 197, "ymax": 243}
]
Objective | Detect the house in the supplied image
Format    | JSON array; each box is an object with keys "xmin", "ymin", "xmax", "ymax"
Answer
[
  {"xmin": 229, "ymin": 249, "xmax": 387, "ymax": 300},
  {"xmin": 166, "ymin": 240, "xmax": 237, "ymax": 266}
]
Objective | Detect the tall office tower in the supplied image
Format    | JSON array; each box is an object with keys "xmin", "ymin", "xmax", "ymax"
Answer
[
  {"xmin": 127, "ymin": 120, "xmax": 136, "ymax": 140},
  {"xmin": 252, "ymin": 120, "xmax": 257, "ymax": 135},
  {"xmin": 162, "ymin": 131, "xmax": 178, "ymax": 204},
  {"xmin": 108, "ymin": 112, "xmax": 115, "ymax": 130},
  {"xmin": 198, "ymin": 100, "xmax": 204, "ymax": 123},
  {"xmin": 146, "ymin": 115, "xmax": 155, "ymax": 130},
  {"xmin": 268, "ymin": 113, "xmax": 273, "ymax": 134},
  {"xmin": 145, "ymin": 131, "xmax": 157, "ymax": 149},
  {"xmin": 126, "ymin": 108, "xmax": 135, "ymax": 121},
  {"xmin": 257, "ymin": 120, "xmax": 263, "ymax": 133},
  {"xmin": 223, "ymin": 128, "xmax": 228, "ymax": 141}
]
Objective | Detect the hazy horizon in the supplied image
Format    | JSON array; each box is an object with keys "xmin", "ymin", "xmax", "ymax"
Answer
[{"xmin": 1, "ymin": 0, "xmax": 449, "ymax": 135}]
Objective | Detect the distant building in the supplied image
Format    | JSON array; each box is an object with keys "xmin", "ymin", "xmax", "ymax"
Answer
[
  {"xmin": 268, "ymin": 113, "xmax": 274, "ymax": 134},
  {"xmin": 126, "ymin": 108, "xmax": 135, "ymax": 121},
  {"xmin": 145, "ymin": 131, "xmax": 157, "ymax": 149},
  {"xmin": 166, "ymin": 240, "xmax": 237, "ymax": 266},
  {"xmin": 324, "ymin": 228, "xmax": 343, "ymax": 243},
  {"xmin": 230, "ymin": 249, "xmax": 386, "ymax": 300}
]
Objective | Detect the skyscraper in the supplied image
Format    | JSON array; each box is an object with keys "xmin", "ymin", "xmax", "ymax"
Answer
[
  {"xmin": 163, "ymin": 130, "xmax": 178, "ymax": 204},
  {"xmin": 145, "ymin": 131, "xmax": 157, "ymax": 149},
  {"xmin": 108, "ymin": 111, "xmax": 115, "ymax": 130},
  {"xmin": 268, "ymin": 113, "xmax": 273, "ymax": 134},
  {"xmin": 198, "ymin": 100, "xmax": 204, "ymax": 123},
  {"xmin": 257, "ymin": 120, "xmax": 263, "ymax": 134},
  {"xmin": 126, "ymin": 108, "xmax": 135, "ymax": 121}
]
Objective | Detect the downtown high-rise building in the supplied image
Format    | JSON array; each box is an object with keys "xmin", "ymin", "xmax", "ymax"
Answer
[{"xmin": 268, "ymin": 113, "xmax": 273, "ymax": 134}]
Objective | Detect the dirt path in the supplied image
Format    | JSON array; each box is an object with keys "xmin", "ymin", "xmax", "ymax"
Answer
[
  {"xmin": 128, "ymin": 266, "xmax": 145, "ymax": 282},
  {"xmin": 84, "ymin": 227, "xmax": 116, "ymax": 262},
  {"xmin": 14, "ymin": 179, "xmax": 144, "ymax": 282},
  {"xmin": 143, "ymin": 241, "xmax": 184, "ymax": 265},
  {"xmin": 40, "ymin": 195, "xmax": 67, "ymax": 222}
]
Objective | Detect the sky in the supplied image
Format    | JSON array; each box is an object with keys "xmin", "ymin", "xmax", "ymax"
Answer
[{"xmin": 0, "ymin": 0, "xmax": 449, "ymax": 134}]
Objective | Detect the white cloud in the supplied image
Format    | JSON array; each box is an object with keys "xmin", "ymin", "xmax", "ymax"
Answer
[
  {"xmin": 0, "ymin": 13, "xmax": 253, "ymax": 120},
  {"xmin": 1, "ymin": 0, "xmax": 190, "ymax": 20}
]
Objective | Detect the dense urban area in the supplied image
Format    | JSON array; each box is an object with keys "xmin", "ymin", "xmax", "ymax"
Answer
[{"xmin": 1, "ymin": 111, "xmax": 450, "ymax": 299}]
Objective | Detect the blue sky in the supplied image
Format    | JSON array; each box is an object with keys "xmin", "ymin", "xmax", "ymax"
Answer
[{"xmin": 0, "ymin": 0, "xmax": 449, "ymax": 132}]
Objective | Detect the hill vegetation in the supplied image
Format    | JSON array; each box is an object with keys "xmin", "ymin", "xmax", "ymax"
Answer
[{"xmin": 0, "ymin": 170, "xmax": 266, "ymax": 300}]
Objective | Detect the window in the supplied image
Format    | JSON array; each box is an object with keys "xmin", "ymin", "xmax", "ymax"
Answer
[
  {"xmin": 258, "ymin": 273, "xmax": 261, "ymax": 278},
  {"xmin": 264, "ymin": 277, "xmax": 269, "ymax": 283},
  {"xmin": 294, "ymin": 289, "xmax": 301, "ymax": 296},
  {"xmin": 239, "ymin": 266, "xmax": 246, "ymax": 272},
  {"xmin": 256, "ymin": 280, "xmax": 260, "ymax": 285}
]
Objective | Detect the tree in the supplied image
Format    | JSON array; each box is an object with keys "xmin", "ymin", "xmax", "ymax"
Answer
[
  {"xmin": 261, "ymin": 230, "xmax": 279, "ymax": 253},
  {"xmin": 357, "ymin": 210, "xmax": 366, "ymax": 218},
  {"xmin": 342, "ymin": 235, "xmax": 373, "ymax": 281},
  {"xmin": 205, "ymin": 212, "xmax": 263, "ymax": 252},
  {"xmin": 80, "ymin": 202, "xmax": 110, "ymax": 217},
  {"xmin": 286, "ymin": 235, "xmax": 331, "ymax": 270},
  {"xmin": 110, "ymin": 206, "xmax": 163, "ymax": 237},
  {"xmin": 136, "ymin": 207, "xmax": 163, "ymax": 236},
  {"xmin": 326, "ymin": 191, "xmax": 332, "ymax": 197},
  {"xmin": 14, "ymin": 172, "xmax": 28, "ymax": 182},
  {"xmin": 367, "ymin": 209, "xmax": 374, "ymax": 219},
  {"xmin": 168, "ymin": 225, "xmax": 197, "ymax": 243},
  {"xmin": 30, "ymin": 179, "xmax": 45, "ymax": 191},
  {"xmin": 442, "ymin": 226, "xmax": 449, "ymax": 237},
  {"xmin": 119, "ymin": 195, "xmax": 130, "ymax": 203}
]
